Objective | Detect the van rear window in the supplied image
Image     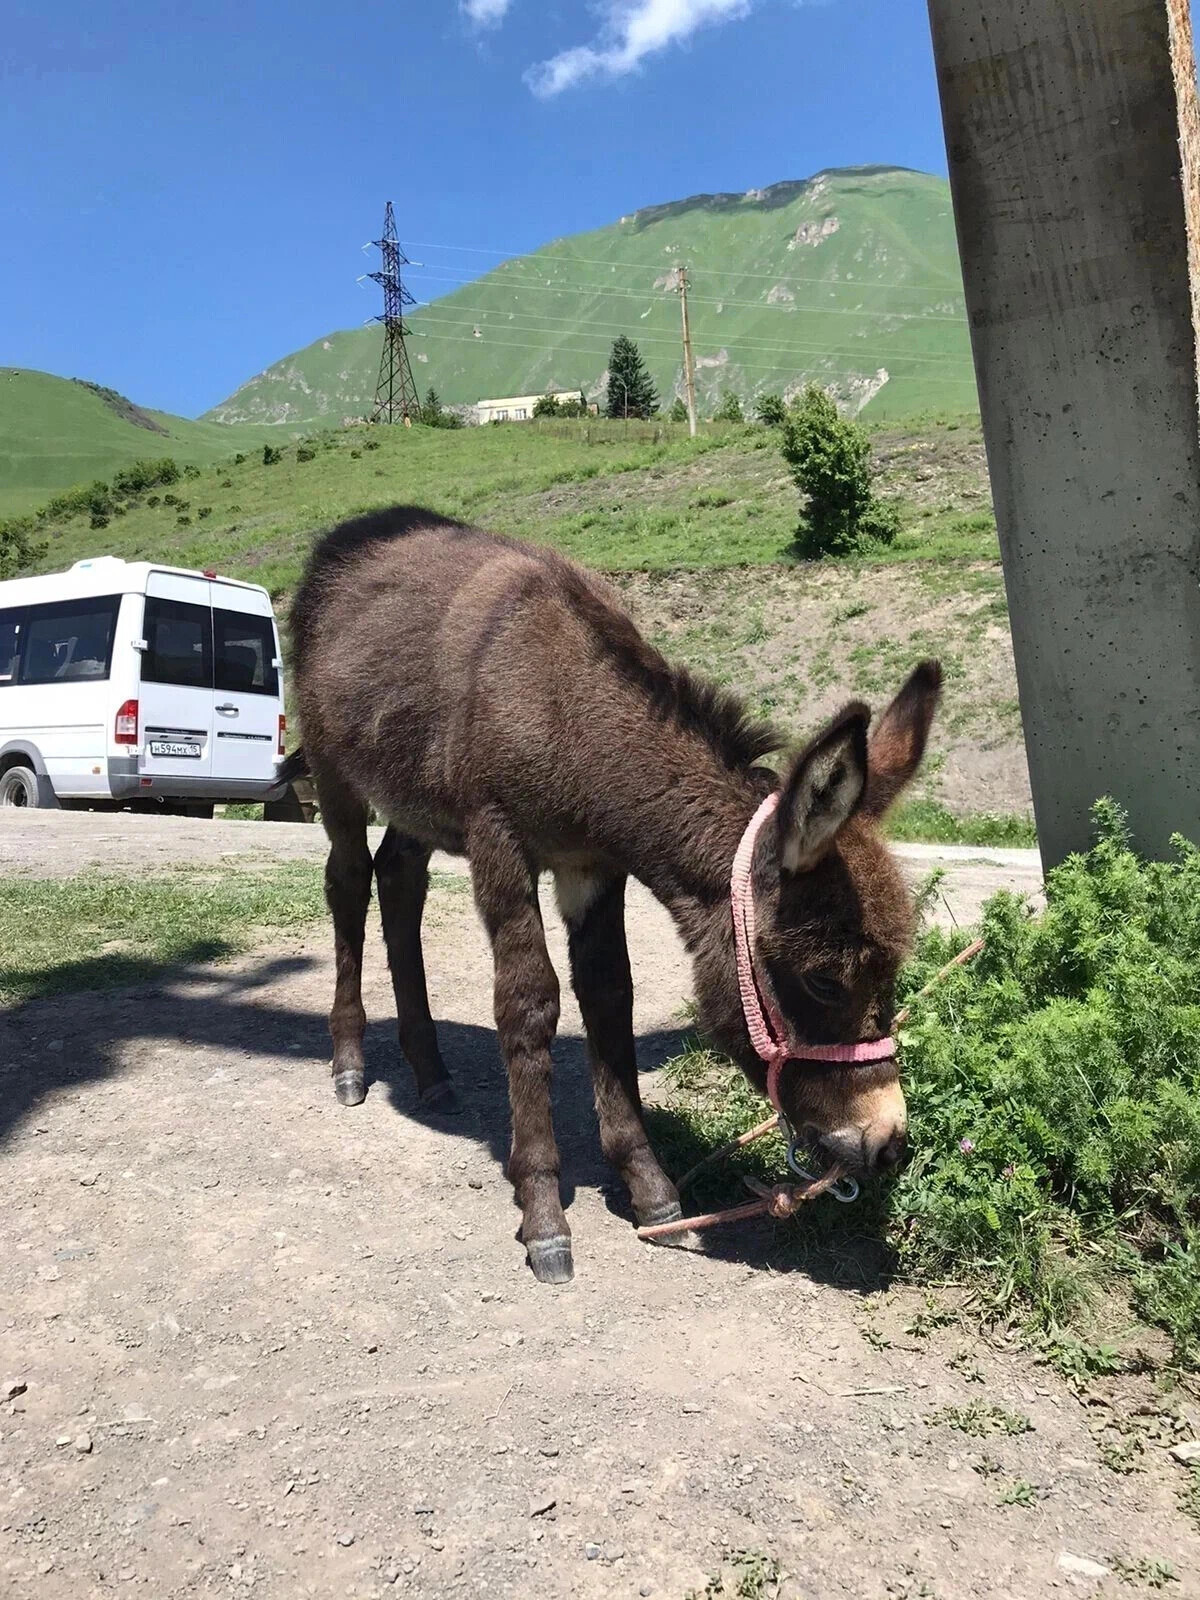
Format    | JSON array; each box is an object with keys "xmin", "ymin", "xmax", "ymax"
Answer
[
  {"xmin": 20, "ymin": 596, "xmax": 119, "ymax": 685},
  {"xmin": 142, "ymin": 597, "xmax": 212, "ymax": 689},
  {"xmin": 214, "ymin": 609, "xmax": 278, "ymax": 696}
]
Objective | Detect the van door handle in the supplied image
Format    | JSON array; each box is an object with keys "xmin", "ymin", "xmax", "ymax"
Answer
[{"xmin": 216, "ymin": 703, "xmax": 239, "ymax": 715}]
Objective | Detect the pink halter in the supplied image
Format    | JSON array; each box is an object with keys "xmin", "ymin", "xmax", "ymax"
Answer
[{"xmin": 731, "ymin": 792, "xmax": 897, "ymax": 1114}]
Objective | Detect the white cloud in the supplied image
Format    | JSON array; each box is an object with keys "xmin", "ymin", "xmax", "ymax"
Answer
[
  {"xmin": 526, "ymin": 0, "xmax": 752, "ymax": 96},
  {"xmin": 462, "ymin": 0, "xmax": 512, "ymax": 26}
]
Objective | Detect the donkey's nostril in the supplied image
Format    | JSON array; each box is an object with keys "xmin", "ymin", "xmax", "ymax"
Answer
[{"xmin": 874, "ymin": 1130, "xmax": 907, "ymax": 1172}]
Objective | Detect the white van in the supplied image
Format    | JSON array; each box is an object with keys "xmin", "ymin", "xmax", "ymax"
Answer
[{"xmin": 0, "ymin": 556, "xmax": 287, "ymax": 815}]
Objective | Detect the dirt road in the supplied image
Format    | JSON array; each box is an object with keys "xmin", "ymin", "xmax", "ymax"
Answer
[{"xmin": 2, "ymin": 813, "xmax": 1195, "ymax": 1598}]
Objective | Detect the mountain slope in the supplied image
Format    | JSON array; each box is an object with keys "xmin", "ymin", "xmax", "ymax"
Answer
[
  {"xmin": 206, "ymin": 167, "xmax": 976, "ymax": 429},
  {"xmin": 0, "ymin": 369, "xmax": 274, "ymax": 517}
]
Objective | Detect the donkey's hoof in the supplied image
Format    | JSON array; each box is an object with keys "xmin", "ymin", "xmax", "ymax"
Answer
[
  {"xmin": 333, "ymin": 1070, "xmax": 366, "ymax": 1106},
  {"xmin": 419, "ymin": 1080, "xmax": 462, "ymax": 1115},
  {"xmin": 526, "ymin": 1235, "xmax": 574, "ymax": 1285},
  {"xmin": 636, "ymin": 1199, "xmax": 684, "ymax": 1229}
]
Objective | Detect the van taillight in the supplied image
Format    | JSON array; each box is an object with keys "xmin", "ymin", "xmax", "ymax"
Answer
[
  {"xmin": 115, "ymin": 699, "xmax": 139, "ymax": 745},
  {"xmin": 277, "ymin": 714, "xmax": 286, "ymax": 757}
]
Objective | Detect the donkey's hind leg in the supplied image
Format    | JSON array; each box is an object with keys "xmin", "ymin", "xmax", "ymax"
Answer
[
  {"xmin": 317, "ymin": 777, "xmax": 373, "ymax": 1107},
  {"xmin": 557, "ymin": 869, "xmax": 682, "ymax": 1229},
  {"xmin": 374, "ymin": 826, "xmax": 458, "ymax": 1113}
]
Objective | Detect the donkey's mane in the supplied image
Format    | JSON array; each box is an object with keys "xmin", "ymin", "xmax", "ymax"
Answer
[{"xmin": 292, "ymin": 505, "xmax": 784, "ymax": 774}]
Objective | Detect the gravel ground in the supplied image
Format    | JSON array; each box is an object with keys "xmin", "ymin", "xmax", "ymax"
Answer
[{"xmin": 2, "ymin": 811, "xmax": 1197, "ymax": 1599}]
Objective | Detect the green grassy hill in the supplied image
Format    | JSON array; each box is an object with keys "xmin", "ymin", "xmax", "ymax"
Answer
[
  {"xmin": 9, "ymin": 412, "xmax": 1029, "ymax": 825},
  {"xmin": 0, "ymin": 369, "xmax": 274, "ymax": 517},
  {"xmin": 206, "ymin": 168, "xmax": 976, "ymax": 430}
]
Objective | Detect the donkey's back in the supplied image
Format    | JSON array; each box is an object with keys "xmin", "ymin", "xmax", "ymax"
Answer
[{"xmin": 289, "ymin": 504, "xmax": 724, "ymax": 853}]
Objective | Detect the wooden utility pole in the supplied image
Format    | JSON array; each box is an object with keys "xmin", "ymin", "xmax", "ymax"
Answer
[
  {"xmin": 925, "ymin": 0, "xmax": 1200, "ymax": 866},
  {"xmin": 677, "ymin": 265, "xmax": 698, "ymax": 437}
]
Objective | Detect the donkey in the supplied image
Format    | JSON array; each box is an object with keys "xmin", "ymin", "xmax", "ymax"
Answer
[{"xmin": 284, "ymin": 506, "xmax": 942, "ymax": 1283}]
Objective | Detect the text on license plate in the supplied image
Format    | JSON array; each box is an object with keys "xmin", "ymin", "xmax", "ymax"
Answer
[{"xmin": 150, "ymin": 740, "xmax": 202, "ymax": 759}]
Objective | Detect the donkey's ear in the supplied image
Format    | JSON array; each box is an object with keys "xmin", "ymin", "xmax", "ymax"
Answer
[
  {"xmin": 862, "ymin": 660, "xmax": 943, "ymax": 818},
  {"xmin": 776, "ymin": 704, "xmax": 869, "ymax": 873}
]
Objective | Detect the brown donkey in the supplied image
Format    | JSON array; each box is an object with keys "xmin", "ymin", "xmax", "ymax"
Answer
[{"xmin": 285, "ymin": 506, "xmax": 942, "ymax": 1283}]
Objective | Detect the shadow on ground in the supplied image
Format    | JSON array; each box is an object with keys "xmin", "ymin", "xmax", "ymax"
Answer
[{"xmin": 1, "ymin": 946, "xmax": 894, "ymax": 1292}]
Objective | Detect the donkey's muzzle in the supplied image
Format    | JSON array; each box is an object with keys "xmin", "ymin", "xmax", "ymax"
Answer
[{"xmin": 817, "ymin": 1119, "xmax": 907, "ymax": 1177}]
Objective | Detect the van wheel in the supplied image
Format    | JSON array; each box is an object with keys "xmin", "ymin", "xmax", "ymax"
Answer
[{"xmin": 0, "ymin": 766, "xmax": 40, "ymax": 808}]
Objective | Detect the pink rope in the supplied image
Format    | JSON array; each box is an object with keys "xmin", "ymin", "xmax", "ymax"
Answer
[{"xmin": 730, "ymin": 792, "xmax": 896, "ymax": 1114}]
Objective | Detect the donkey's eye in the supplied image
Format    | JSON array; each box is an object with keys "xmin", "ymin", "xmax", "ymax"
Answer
[{"xmin": 799, "ymin": 971, "xmax": 845, "ymax": 1007}]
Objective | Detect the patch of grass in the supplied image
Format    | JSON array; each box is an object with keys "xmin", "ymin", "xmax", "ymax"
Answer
[
  {"xmin": 1180, "ymin": 1466, "xmax": 1200, "ymax": 1531},
  {"xmin": 1110, "ymin": 1555, "xmax": 1180, "ymax": 1589},
  {"xmin": 887, "ymin": 798, "xmax": 1036, "ymax": 847},
  {"xmin": 653, "ymin": 802, "xmax": 1200, "ymax": 1364},
  {"xmin": 997, "ymin": 1478, "xmax": 1038, "ymax": 1506},
  {"xmin": 687, "ymin": 1551, "xmax": 783, "ymax": 1600},
  {"xmin": 0, "ymin": 865, "xmax": 331, "ymax": 1002},
  {"xmin": 927, "ymin": 1403, "xmax": 1032, "ymax": 1438}
]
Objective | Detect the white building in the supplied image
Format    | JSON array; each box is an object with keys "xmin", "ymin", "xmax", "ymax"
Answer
[{"xmin": 475, "ymin": 390, "xmax": 590, "ymax": 424}]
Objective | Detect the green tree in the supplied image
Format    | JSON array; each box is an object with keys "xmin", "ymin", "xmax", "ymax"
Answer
[
  {"xmin": 780, "ymin": 384, "xmax": 900, "ymax": 558},
  {"xmin": 713, "ymin": 391, "xmax": 744, "ymax": 423},
  {"xmin": 419, "ymin": 388, "xmax": 463, "ymax": 429},
  {"xmin": 533, "ymin": 394, "xmax": 561, "ymax": 418},
  {"xmin": 0, "ymin": 516, "xmax": 47, "ymax": 580},
  {"xmin": 606, "ymin": 336, "xmax": 658, "ymax": 419},
  {"xmin": 668, "ymin": 396, "xmax": 689, "ymax": 423},
  {"xmin": 754, "ymin": 393, "xmax": 787, "ymax": 427}
]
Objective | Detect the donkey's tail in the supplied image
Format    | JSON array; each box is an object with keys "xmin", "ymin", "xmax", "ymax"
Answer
[{"xmin": 277, "ymin": 747, "xmax": 310, "ymax": 785}]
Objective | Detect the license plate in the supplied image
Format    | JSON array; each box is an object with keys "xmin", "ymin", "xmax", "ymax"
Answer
[{"xmin": 150, "ymin": 740, "xmax": 202, "ymax": 759}]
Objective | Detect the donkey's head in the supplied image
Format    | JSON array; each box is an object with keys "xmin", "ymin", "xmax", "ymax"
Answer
[{"xmin": 696, "ymin": 661, "xmax": 943, "ymax": 1179}]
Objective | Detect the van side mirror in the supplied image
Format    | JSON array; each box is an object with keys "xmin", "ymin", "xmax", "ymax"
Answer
[{"xmin": 132, "ymin": 638, "xmax": 149, "ymax": 652}]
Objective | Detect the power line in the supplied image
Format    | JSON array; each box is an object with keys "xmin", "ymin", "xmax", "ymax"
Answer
[
  {"xmin": 411, "ymin": 325, "xmax": 981, "ymax": 383},
  {"xmin": 406, "ymin": 237, "xmax": 965, "ymax": 297},
  {"xmin": 407, "ymin": 266, "xmax": 967, "ymax": 324},
  {"xmin": 410, "ymin": 306, "xmax": 974, "ymax": 367}
]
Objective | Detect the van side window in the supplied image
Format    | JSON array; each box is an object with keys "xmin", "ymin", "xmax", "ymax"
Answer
[
  {"xmin": 20, "ymin": 596, "xmax": 119, "ymax": 685},
  {"xmin": 214, "ymin": 609, "xmax": 279, "ymax": 696},
  {"xmin": 0, "ymin": 609, "xmax": 21, "ymax": 684},
  {"xmin": 142, "ymin": 597, "xmax": 212, "ymax": 688}
]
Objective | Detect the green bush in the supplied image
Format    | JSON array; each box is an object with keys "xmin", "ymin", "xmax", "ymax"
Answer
[
  {"xmin": 111, "ymin": 458, "xmax": 179, "ymax": 496},
  {"xmin": 668, "ymin": 397, "xmax": 689, "ymax": 424},
  {"xmin": 655, "ymin": 802, "xmax": 1200, "ymax": 1365},
  {"xmin": 296, "ymin": 446, "xmax": 316, "ymax": 463},
  {"xmin": 754, "ymin": 392, "xmax": 788, "ymax": 427},
  {"xmin": 234, "ymin": 453, "xmax": 246, "ymax": 465},
  {"xmin": 182, "ymin": 464, "xmax": 201, "ymax": 480},
  {"xmin": 533, "ymin": 394, "xmax": 560, "ymax": 418},
  {"xmin": 197, "ymin": 506, "xmax": 212, "ymax": 520},
  {"xmin": 262, "ymin": 444, "xmax": 283, "ymax": 466},
  {"xmin": 780, "ymin": 384, "xmax": 900, "ymax": 558},
  {"xmin": 0, "ymin": 516, "xmax": 47, "ymax": 577},
  {"xmin": 713, "ymin": 391, "xmax": 744, "ymax": 423}
]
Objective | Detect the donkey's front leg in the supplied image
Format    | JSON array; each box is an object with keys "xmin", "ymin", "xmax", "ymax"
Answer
[
  {"xmin": 469, "ymin": 813, "xmax": 572, "ymax": 1284},
  {"xmin": 557, "ymin": 869, "xmax": 682, "ymax": 1229}
]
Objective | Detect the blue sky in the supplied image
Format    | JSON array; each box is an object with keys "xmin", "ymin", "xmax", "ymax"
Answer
[{"xmin": 2, "ymin": 0, "xmax": 949, "ymax": 417}]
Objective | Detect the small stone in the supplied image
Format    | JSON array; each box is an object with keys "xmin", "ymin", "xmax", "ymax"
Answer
[
  {"xmin": 529, "ymin": 1495, "xmax": 556, "ymax": 1517},
  {"xmin": 640, "ymin": 1585, "xmax": 654, "ymax": 1598},
  {"xmin": 538, "ymin": 1445, "xmax": 559, "ymax": 1457},
  {"xmin": 584, "ymin": 1543, "xmax": 602, "ymax": 1561},
  {"xmin": 1168, "ymin": 1439, "xmax": 1200, "ymax": 1464},
  {"xmin": 74, "ymin": 1432, "xmax": 93, "ymax": 1453},
  {"xmin": 365, "ymin": 1342, "xmax": 379, "ymax": 1354},
  {"xmin": 79, "ymin": 1173, "xmax": 99, "ymax": 1187},
  {"xmin": 2, "ymin": 1380, "xmax": 26, "ymax": 1401},
  {"xmin": 336, "ymin": 1531, "xmax": 356, "ymax": 1547},
  {"xmin": 1057, "ymin": 1553, "xmax": 1111, "ymax": 1580},
  {"xmin": 56, "ymin": 1434, "xmax": 72, "ymax": 1447},
  {"xmin": 681, "ymin": 1404, "xmax": 703, "ymax": 1415},
  {"xmin": 468, "ymin": 1178, "xmax": 483, "ymax": 1190}
]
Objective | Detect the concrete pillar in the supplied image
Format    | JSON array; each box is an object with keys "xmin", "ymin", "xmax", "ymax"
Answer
[{"xmin": 925, "ymin": 0, "xmax": 1200, "ymax": 866}]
